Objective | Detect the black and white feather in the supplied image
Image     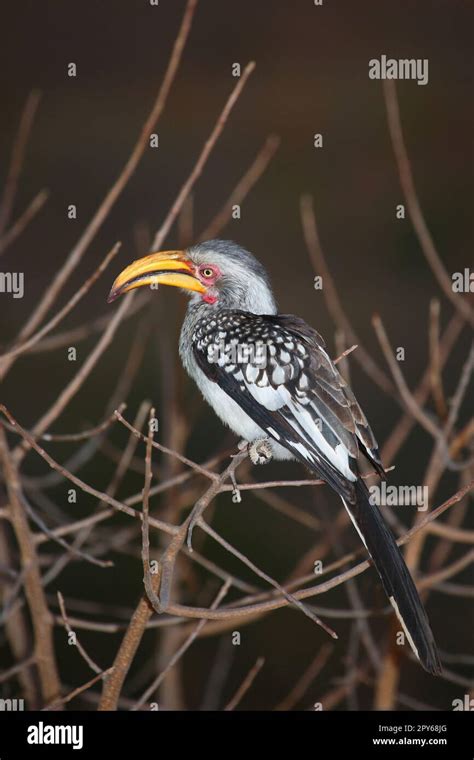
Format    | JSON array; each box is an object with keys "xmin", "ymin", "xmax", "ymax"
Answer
[{"xmin": 192, "ymin": 310, "xmax": 383, "ymax": 498}]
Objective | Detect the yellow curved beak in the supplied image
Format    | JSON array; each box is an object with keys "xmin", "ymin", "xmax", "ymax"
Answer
[{"xmin": 107, "ymin": 250, "xmax": 206, "ymax": 303}]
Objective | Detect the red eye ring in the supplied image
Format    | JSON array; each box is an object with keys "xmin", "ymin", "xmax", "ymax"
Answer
[{"xmin": 200, "ymin": 267, "xmax": 214, "ymax": 279}]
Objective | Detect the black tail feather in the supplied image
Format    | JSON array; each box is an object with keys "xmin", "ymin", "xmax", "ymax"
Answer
[{"xmin": 343, "ymin": 479, "xmax": 441, "ymax": 675}]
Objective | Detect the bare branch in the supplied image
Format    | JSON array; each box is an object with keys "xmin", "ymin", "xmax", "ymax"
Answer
[
  {"xmin": 0, "ymin": 90, "xmax": 41, "ymax": 237},
  {"xmin": 199, "ymin": 134, "xmax": 280, "ymax": 241},
  {"xmin": 0, "ymin": 189, "xmax": 49, "ymax": 257},
  {"xmin": 382, "ymin": 80, "xmax": 473, "ymax": 326},
  {"xmin": 0, "ymin": 0, "xmax": 198, "ymax": 382},
  {"xmin": 57, "ymin": 591, "xmax": 102, "ymax": 674},
  {"xmin": 300, "ymin": 194, "xmax": 395, "ymax": 395},
  {"xmin": 0, "ymin": 426, "xmax": 61, "ymax": 705},
  {"xmin": 151, "ymin": 61, "xmax": 256, "ymax": 250},
  {"xmin": 0, "ymin": 242, "xmax": 122, "ymax": 362},
  {"xmin": 224, "ymin": 656, "xmax": 265, "ymax": 710}
]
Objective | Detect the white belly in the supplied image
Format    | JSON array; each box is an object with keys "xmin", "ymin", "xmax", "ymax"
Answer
[{"xmin": 194, "ymin": 368, "xmax": 294, "ymax": 461}]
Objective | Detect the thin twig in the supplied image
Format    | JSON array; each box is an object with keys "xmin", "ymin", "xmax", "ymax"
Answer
[
  {"xmin": 29, "ymin": 291, "xmax": 149, "ymax": 354},
  {"xmin": 115, "ymin": 407, "xmax": 217, "ymax": 481},
  {"xmin": 22, "ymin": 496, "xmax": 112, "ymax": 569},
  {"xmin": 0, "ymin": 0, "xmax": 198, "ymax": 382},
  {"xmin": 224, "ymin": 656, "xmax": 265, "ymax": 710},
  {"xmin": 429, "ymin": 299, "xmax": 448, "ymax": 420},
  {"xmin": 141, "ymin": 408, "xmax": 162, "ymax": 612},
  {"xmin": 41, "ymin": 403, "xmax": 126, "ymax": 442},
  {"xmin": 300, "ymin": 194, "xmax": 395, "ymax": 395},
  {"xmin": 0, "ymin": 427, "xmax": 61, "ymax": 705},
  {"xmin": 0, "ymin": 242, "xmax": 122, "ymax": 361},
  {"xmin": 198, "ymin": 518, "xmax": 338, "ymax": 638},
  {"xmin": 0, "ymin": 655, "xmax": 36, "ymax": 685},
  {"xmin": 151, "ymin": 61, "xmax": 256, "ymax": 250},
  {"xmin": 418, "ymin": 550, "xmax": 474, "ymax": 591},
  {"xmin": 381, "ymin": 311, "xmax": 465, "ymax": 466},
  {"xmin": 13, "ymin": 293, "xmax": 133, "ymax": 463},
  {"xmin": 333, "ymin": 337, "xmax": 356, "ymax": 378},
  {"xmin": 372, "ymin": 313, "xmax": 452, "ymax": 449},
  {"xmin": 275, "ymin": 644, "xmax": 333, "ymax": 711},
  {"xmin": 0, "ymin": 189, "xmax": 49, "ymax": 257},
  {"xmin": 0, "ymin": 405, "xmax": 177, "ymax": 536},
  {"xmin": 57, "ymin": 592, "xmax": 102, "ymax": 674},
  {"xmin": 199, "ymin": 134, "xmax": 280, "ymax": 241},
  {"xmin": 382, "ymin": 80, "xmax": 473, "ymax": 326},
  {"xmin": 0, "ymin": 90, "xmax": 41, "ymax": 237},
  {"xmin": 43, "ymin": 669, "xmax": 113, "ymax": 710}
]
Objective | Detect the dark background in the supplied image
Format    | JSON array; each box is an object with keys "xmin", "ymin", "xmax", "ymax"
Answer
[{"xmin": 0, "ymin": 0, "xmax": 472, "ymax": 710}]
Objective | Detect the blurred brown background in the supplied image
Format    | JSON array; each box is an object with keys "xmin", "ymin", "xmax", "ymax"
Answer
[{"xmin": 0, "ymin": 0, "xmax": 472, "ymax": 710}]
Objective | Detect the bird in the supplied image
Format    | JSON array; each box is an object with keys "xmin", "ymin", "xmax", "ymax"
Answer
[{"xmin": 107, "ymin": 238, "xmax": 441, "ymax": 675}]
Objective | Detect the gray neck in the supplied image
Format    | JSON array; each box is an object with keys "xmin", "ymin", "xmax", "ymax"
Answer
[{"xmin": 179, "ymin": 284, "xmax": 277, "ymax": 374}]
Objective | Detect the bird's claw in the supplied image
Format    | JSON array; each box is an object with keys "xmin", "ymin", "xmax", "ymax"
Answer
[
  {"xmin": 230, "ymin": 470, "xmax": 242, "ymax": 503},
  {"xmin": 248, "ymin": 438, "xmax": 273, "ymax": 465}
]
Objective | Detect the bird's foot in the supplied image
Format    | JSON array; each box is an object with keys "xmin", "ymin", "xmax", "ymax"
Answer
[
  {"xmin": 230, "ymin": 470, "xmax": 242, "ymax": 503},
  {"xmin": 248, "ymin": 438, "xmax": 273, "ymax": 465}
]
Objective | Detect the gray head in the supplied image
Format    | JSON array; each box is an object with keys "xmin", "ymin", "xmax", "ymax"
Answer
[
  {"xmin": 185, "ymin": 240, "xmax": 277, "ymax": 314},
  {"xmin": 108, "ymin": 238, "xmax": 277, "ymax": 315}
]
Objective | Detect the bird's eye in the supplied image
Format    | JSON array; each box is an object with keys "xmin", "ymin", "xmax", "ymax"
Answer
[{"xmin": 200, "ymin": 267, "xmax": 214, "ymax": 279}]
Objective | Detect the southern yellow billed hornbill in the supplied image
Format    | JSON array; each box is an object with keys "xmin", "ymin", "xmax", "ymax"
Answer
[{"xmin": 108, "ymin": 239, "xmax": 441, "ymax": 675}]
